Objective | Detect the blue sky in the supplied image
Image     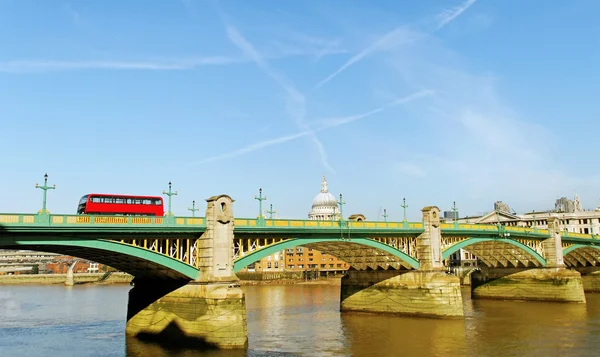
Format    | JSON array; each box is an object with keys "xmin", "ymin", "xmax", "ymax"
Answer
[{"xmin": 1, "ymin": 0, "xmax": 599, "ymax": 220}]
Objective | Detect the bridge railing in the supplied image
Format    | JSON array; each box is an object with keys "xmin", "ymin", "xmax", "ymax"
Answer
[
  {"xmin": 234, "ymin": 218, "xmax": 425, "ymax": 230},
  {"xmin": 441, "ymin": 223, "xmax": 547, "ymax": 233},
  {"xmin": 0, "ymin": 213, "xmax": 206, "ymax": 227},
  {"xmin": 0, "ymin": 212, "xmax": 596, "ymax": 241}
]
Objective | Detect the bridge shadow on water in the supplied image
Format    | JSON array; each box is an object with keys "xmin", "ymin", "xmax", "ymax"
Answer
[{"xmin": 129, "ymin": 321, "xmax": 226, "ymax": 354}]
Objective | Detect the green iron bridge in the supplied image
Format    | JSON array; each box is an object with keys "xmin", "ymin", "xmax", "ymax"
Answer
[{"xmin": 2, "ymin": 211, "xmax": 599, "ymax": 281}]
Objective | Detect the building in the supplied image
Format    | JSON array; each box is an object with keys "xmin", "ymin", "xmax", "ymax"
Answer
[
  {"xmin": 448, "ymin": 195, "xmax": 600, "ymax": 267},
  {"xmin": 443, "ymin": 210, "xmax": 459, "ymax": 221},
  {"xmin": 308, "ymin": 175, "xmax": 340, "ymax": 220},
  {"xmin": 0, "ymin": 250, "xmax": 107, "ymax": 275},
  {"xmin": 459, "ymin": 194, "xmax": 599, "ymax": 234},
  {"xmin": 240, "ymin": 175, "xmax": 350, "ymax": 277}
]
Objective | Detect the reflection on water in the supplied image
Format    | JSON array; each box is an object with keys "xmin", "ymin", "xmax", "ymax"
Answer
[{"xmin": 1, "ymin": 284, "xmax": 600, "ymax": 356}]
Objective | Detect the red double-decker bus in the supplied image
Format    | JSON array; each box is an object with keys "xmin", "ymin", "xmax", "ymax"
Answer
[{"xmin": 77, "ymin": 194, "xmax": 164, "ymax": 216}]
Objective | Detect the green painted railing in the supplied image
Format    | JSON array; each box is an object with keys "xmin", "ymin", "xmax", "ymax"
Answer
[
  {"xmin": 0, "ymin": 213, "xmax": 597, "ymax": 242},
  {"xmin": 0, "ymin": 213, "xmax": 206, "ymax": 227}
]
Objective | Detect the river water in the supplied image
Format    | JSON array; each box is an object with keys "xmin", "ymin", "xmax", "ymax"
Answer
[{"xmin": 1, "ymin": 283, "xmax": 599, "ymax": 357}]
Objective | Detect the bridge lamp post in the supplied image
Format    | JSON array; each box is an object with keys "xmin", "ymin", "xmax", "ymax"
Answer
[
  {"xmin": 254, "ymin": 188, "xmax": 267, "ymax": 219},
  {"xmin": 36, "ymin": 173, "xmax": 55, "ymax": 214},
  {"xmin": 382, "ymin": 209, "xmax": 388, "ymax": 223},
  {"xmin": 162, "ymin": 181, "xmax": 178, "ymax": 216},
  {"xmin": 401, "ymin": 197, "xmax": 408, "ymax": 228},
  {"xmin": 337, "ymin": 194, "xmax": 346, "ymax": 221},
  {"xmin": 266, "ymin": 204, "xmax": 276, "ymax": 219},
  {"xmin": 188, "ymin": 200, "xmax": 199, "ymax": 217},
  {"xmin": 452, "ymin": 201, "xmax": 459, "ymax": 228}
]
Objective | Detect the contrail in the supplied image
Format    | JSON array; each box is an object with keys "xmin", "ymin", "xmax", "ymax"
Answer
[
  {"xmin": 190, "ymin": 89, "xmax": 434, "ymax": 166},
  {"xmin": 436, "ymin": 0, "xmax": 478, "ymax": 30}
]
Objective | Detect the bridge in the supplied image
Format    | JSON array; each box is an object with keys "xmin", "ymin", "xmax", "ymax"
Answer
[{"xmin": 2, "ymin": 195, "xmax": 600, "ymax": 349}]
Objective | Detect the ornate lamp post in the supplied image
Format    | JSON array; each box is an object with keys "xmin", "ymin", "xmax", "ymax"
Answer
[
  {"xmin": 162, "ymin": 181, "xmax": 178, "ymax": 216},
  {"xmin": 188, "ymin": 200, "xmax": 199, "ymax": 217},
  {"xmin": 451, "ymin": 201, "xmax": 459, "ymax": 227},
  {"xmin": 382, "ymin": 208, "xmax": 388, "ymax": 223},
  {"xmin": 401, "ymin": 197, "xmax": 408, "ymax": 222},
  {"xmin": 337, "ymin": 193, "xmax": 346, "ymax": 221},
  {"xmin": 254, "ymin": 188, "xmax": 267, "ymax": 219},
  {"xmin": 266, "ymin": 204, "xmax": 277, "ymax": 219},
  {"xmin": 36, "ymin": 173, "xmax": 55, "ymax": 214}
]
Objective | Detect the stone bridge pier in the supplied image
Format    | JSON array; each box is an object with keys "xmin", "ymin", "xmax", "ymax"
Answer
[
  {"xmin": 125, "ymin": 195, "xmax": 248, "ymax": 349},
  {"xmin": 339, "ymin": 206, "xmax": 464, "ymax": 318},
  {"xmin": 471, "ymin": 216, "xmax": 585, "ymax": 303}
]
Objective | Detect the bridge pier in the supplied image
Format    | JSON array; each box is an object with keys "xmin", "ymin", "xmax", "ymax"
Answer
[
  {"xmin": 571, "ymin": 267, "xmax": 600, "ymax": 293},
  {"xmin": 471, "ymin": 217, "xmax": 585, "ymax": 303},
  {"xmin": 64, "ymin": 260, "xmax": 78, "ymax": 286},
  {"xmin": 340, "ymin": 206, "xmax": 464, "ymax": 318},
  {"xmin": 126, "ymin": 195, "xmax": 248, "ymax": 349}
]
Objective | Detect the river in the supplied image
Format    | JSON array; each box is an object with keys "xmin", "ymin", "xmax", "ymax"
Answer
[{"xmin": 1, "ymin": 284, "xmax": 599, "ymax": 356}]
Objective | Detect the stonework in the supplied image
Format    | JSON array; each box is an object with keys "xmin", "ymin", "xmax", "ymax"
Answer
[
  {"xmin": 471, "ymin": 268, "xmax": 586, "ymax": 303},
  {"xmin": 126, "ymin": 282, "xmax": 247, "ymax": 349},
  {"xmin": 581, "ymin": 271, "xmax": 600, "ymax": 292},
  {"xmin": 417, "ymin": 206, "xmax": 444, "ymax": 271},
  {"xmin": 126, "ymin": 195, "xmax": 248, "ymax": 349},
  {"xmin": 340, "ymin": 270, "xmax": 464, "ymax": 318}
]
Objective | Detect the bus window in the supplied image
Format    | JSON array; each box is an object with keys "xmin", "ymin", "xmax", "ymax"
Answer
[
  {"xmin": 104, "ymin": 198, "xmax": 114, "ymax": 204},
  {"xmin": 126, "ymin": 199, "xmax": 132, "ymax": 204},
  {"xmin": 92, "ymin": 197, "xmax": 102, "ymax": 203},
  {"xmin": 79, "ymin": 195, "xmax": 89, "ymax": 205},
  {"xmin": 115, "ymin": 198, "xmax": 124, "ymax": 204},
  {"xmin": 134, "ymin": 199, "xmax": 141, "ymax": 204}
]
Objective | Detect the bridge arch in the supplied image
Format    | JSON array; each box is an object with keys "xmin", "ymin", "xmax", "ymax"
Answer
[
  {"xmin": 234, "ymin": 237, "xmax": 420, "ymax": 272},
  {"xmin": 0, "ymin": 237, "xmax": 198, "ymax": 280},
  {"xmin": 563, "ymin": 244, "xmax": 600, "ymax": 267},
  {"xmin": 442, "ymin": 237, "xmax": 547, "ymax": 267}
]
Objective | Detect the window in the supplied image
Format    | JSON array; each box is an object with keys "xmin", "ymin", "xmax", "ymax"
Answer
[
  {"xmin": 288, "ymin": 265, "xmax": 294, "ymax": 269},
  {"xmin": 267, "ymin": 262, "xmax": 271, "ymax": 269},
  {"xmin": 320, "ymin": 264, "xmax": 326, "ymax": 268},
  {"xmin": 298, "ymin": 264, "xmax": 304, "ymax": 269},
  {"xmin": 275, "ymin": 262, "xmax": 279, "ymax": 269}
]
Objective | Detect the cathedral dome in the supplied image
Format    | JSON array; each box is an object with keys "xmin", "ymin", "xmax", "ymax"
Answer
[
  {"xmin": 308, "ymin": 175, "xmax": 340, "ymax": 220},
  {"xmin": 312, "ymin": 191, "xmax": 338, "ymax": 208}
]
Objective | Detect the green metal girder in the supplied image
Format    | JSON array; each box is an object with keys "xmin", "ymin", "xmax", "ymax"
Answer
[
  {"xmin": 563, "ymin": 243, "xmax": 600, "ymax": 256},
  {"xmin": 441, "ymin": 237, "xmax": 547, "ymax": 266},
  {"xmin": 233, "ymin": 237, "xmax": 420, "ymax": 272},
  {"xmin": 0, "ymin": 238, "xmax": 199, "ymax": 280}
]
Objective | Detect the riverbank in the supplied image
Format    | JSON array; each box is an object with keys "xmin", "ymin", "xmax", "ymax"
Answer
[
  {"xmin": 0, "ymin": 272, "xmax": 133, "ymax": 285},
  {"xmin": 239, "ymin": 276, "xmax": 342, "ymax": 286},
  {"xmin": 0, "ymin": 273, "xmax": 343, "ymax": 286}
]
